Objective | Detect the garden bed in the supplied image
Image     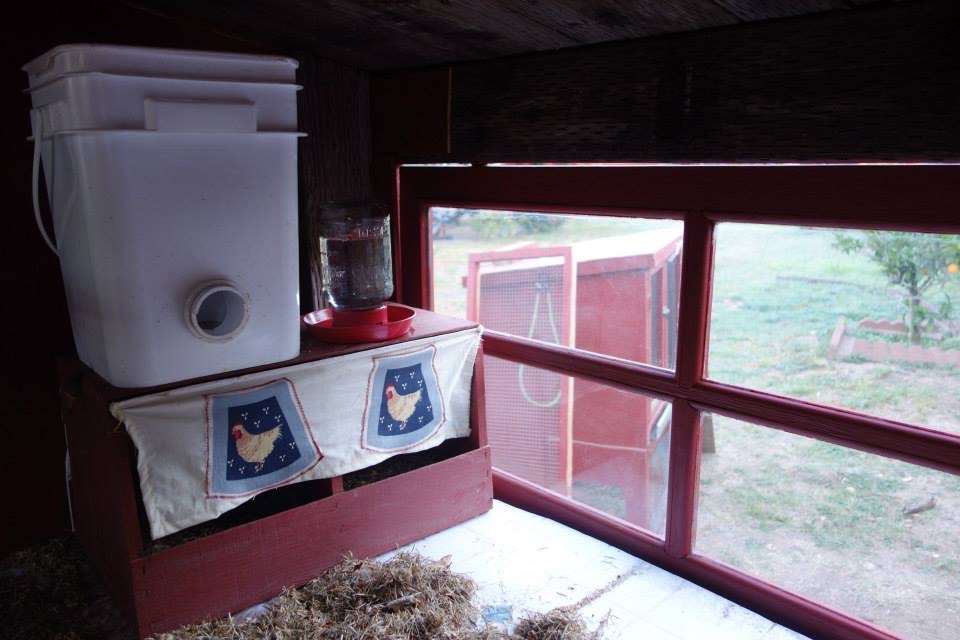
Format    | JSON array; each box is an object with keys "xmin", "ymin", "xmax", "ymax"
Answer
[{"xmin": 829, "ymin": 317, "xmax": 960, "ymax": 367}]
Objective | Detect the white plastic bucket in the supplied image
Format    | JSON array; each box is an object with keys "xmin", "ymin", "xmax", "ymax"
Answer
[
  {"xmin": 24, "ymin": 45, "xmax": 306, "ymax": 387},
  {"xmin": 23, "ymin": 44, "xmax": 298, "ymax": 87},
  {"xmin": 44, "ymin": 130, "xmax": 303, "ymax": 387},
  {"xmin": 27, "ymin": 72, "xmax": 300, "ymax": 134}
]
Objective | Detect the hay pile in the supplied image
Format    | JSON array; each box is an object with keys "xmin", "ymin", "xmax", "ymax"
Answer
[
  {"xmin": 512, "ymin": 609, "xmax": 592, "ymax": 640},
  {"xmin": 157, "ymin": 552, "xmax": 601, "ymax": 640}
]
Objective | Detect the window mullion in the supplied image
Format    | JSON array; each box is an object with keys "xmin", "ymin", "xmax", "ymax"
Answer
[{"xmin": 665, "ymin": 213, "xmax": 713, "ymax": 557}]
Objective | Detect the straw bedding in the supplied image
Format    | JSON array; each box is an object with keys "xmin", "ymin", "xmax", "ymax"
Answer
[{"xmin": 155, "ymin": 552, "xmax": 601, "ymax": 640}]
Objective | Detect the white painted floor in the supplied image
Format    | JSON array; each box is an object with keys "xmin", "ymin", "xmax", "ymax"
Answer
[{"xmin": 382, "ymin": 500, "xmax": 809, "ymax": 640}]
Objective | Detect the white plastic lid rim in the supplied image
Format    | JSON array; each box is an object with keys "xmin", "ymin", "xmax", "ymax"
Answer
[{"xmin": 185, "ymin": 280, "xmax": 251, "ymax": 342}]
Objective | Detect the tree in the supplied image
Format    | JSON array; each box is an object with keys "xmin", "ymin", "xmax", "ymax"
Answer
[
  {"xmin": 465, "ymin": 211, "xmax": 566, "ymax": 239},
  {"xmin": 834, "ymin": 231, "xmax": 960, "ymax": 343}
]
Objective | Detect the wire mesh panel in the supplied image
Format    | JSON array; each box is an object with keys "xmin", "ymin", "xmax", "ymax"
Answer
[{"xmin": 473, "ymin": 255, "xmax": 570, "ymax": 493}]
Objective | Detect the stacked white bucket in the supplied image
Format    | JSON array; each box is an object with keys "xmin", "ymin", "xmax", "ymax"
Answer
[{"xmin": 24, "ymin": 44, "xmax": 304, "ymax": 387}]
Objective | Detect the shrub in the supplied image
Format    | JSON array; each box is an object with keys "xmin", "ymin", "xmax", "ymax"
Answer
[
  {"xmin": 834, "ymin": 231, "xmax": 960, "ymax": 343},
  {"xmin": 466, "ymin": 211, "xmax": 566, "ymax": 239}
]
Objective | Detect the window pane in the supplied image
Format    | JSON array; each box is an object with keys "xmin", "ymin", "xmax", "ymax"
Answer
[
  {"xmin": 709, "ymin": 224, "xmax": 960, "ymax": 436},
  {"xmin": 697, "ymin": 414, "xmax": 960, "ymax": 640},
  {"xmin": 484, "ymin": 354, "xmax": 671, "ymax": 537},
  {"xmin": 431, "ymin": 208, "xmax": 683, "ymax": 370}
]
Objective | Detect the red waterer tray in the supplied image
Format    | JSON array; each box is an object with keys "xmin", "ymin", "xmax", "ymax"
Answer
[{"xmin": 302, "ymin": 303, "xmax": 416, "ymax": 344}]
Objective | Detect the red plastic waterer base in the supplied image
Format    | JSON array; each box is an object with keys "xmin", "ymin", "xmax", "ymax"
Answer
[{"xmin": 302, "ymin": 303, "xmax": 416, "ymax": 344}]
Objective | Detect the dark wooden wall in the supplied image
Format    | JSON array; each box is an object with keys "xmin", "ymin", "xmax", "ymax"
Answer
[
  {"xmin": 1, "ymin": 1, "xmax": 370, "ymax": 555},
  {"xmin": 373, "ymin": 0, "xmax": 960, "ymax": 163},
  {"xmin": 297, "ymin": 56, "xmax": 372, "ymax": 304}
]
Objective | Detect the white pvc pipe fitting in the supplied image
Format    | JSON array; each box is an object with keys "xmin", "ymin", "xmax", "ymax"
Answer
[{"xmin": 185, "ymin": 280, "xmax": 250, "ymax": 342}]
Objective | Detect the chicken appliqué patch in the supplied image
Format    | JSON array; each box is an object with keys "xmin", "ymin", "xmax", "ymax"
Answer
[
  {"xmin": 206, "ymin": 379, "xmax": 323, "ymax": 498},
  {"xmin": 362, "ymin": 345, "xmax": 446, "ymax": 452}
]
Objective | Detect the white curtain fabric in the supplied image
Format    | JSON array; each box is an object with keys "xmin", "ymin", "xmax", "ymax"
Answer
[{"xmin": 111, "ymin": 327, "xmax": 481, "ymax": 539}]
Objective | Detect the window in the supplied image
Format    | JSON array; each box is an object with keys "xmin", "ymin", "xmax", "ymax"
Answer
[
  {"xmin": 484, "ymin": 354, "xmax": 672, "ymax": 537},
  {"xmin": 709, "ymin": 223, "xmax": 960, "ymax": 437},
  {"xmin": 697, "ymin": 415, "xmax": 960, "ymax": 640},
  {"xmin": 428, "ymin": 207, "xmax": 680, "ymax": 537},
  {"xmin": 396, "ymin": 164, "xmax": 960, "ymax": 640}
]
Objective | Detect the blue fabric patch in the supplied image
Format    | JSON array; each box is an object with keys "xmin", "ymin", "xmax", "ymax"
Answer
[
  {"xmin": 209, "ymin": 379, "xmax": 320, "ymax": 496},
  {"xmin": 365, "ymin": 347, "xmax": 444, "ymax": 450},
  {"xmin": 481, "ymin": 605, "xmax": 513, "ymax": 623}
]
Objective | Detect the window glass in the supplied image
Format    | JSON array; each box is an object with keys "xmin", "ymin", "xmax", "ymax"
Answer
[
  {"xmin": 431, "ymin": 208, "xmax": 683, "ymax": 370},
  {"xmin": 709, "ymin": 224, "xmax": 960, "ymax": 435},
  {"xmin": 697, "ymin": 414, "xmax": 960, "ymax": 640},
  {"xmin": 485, "ymin": 355, "xmax": 671, "ymax": 537}
]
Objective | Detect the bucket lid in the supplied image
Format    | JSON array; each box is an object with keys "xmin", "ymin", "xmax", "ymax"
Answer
[
  {"xmin": 47, "ymin": 129, "xmax": 307, "ymax": 138},
  {"xmin": 24, "ymin": 70, "xmax": 304, "ymax": 94},
  {"xmin": 23, "ymin": 44, "xmax": 299, "ymax": 88}
]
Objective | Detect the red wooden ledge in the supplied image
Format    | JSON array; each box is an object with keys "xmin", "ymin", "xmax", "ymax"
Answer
[{"xmin": 132, "ymin": 447, "xmax": 492, "ymax": 636}]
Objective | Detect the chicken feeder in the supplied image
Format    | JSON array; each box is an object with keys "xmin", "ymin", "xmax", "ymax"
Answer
[{"xmin": 24, "ymin": 44, "xmax": 304, "ymax": 387}]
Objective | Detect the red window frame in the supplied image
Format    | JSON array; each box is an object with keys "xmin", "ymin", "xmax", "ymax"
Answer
[{"xmin": 392, "ymin": 164, "xmax": 960, "ymax": 640}]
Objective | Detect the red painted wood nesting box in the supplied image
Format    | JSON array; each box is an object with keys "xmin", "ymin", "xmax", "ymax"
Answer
[
  {"xmin": 467, "ymin": 230, "xmax": 680, "ymax": 532},
  {"xmin": 59, "ymin": 309, "xmax": 491, "ymax": 638}
]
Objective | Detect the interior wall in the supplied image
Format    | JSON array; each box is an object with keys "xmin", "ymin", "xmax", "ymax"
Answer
[
  {"xmin": 372, "ymin": 0, "xmax": 960, "ymax": 164},
  {"xmin": 1, "ymin": 0, "xmax": 370, "ymax": 555}
]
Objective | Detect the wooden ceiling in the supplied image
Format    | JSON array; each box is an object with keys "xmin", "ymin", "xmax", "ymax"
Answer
[{"xmin": 127, "ymin": 0, "xmax": 894, "ymax": 70}]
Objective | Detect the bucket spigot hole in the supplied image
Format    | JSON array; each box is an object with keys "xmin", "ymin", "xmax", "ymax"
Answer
[{"xmin": 186, "ymin": 281, "xmax": 250, "ymax": 342}]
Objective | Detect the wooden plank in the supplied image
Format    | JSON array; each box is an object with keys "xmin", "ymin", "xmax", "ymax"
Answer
[
  {"xmin": 663, "ymin": 212, "xmax": 711, "ymax": 558},
  {"xmin": 502, "ymin": 0, "xmax": 738, "ymax": 42},
  {"xmin": 674, "ymin": 213, "xmax": 713, "ymax": 389},
  {"xmin": 131, "ymin": 446, "xmax": 492, "ymax": 636},
  {"xmin": 450, "ymin": 0, "xmax": 960, "ymax": 162},
  {"xmin": 469, "ymin": 343, "xmax": 489, "ymax": 449},
  {"xmin": 687, "ymin": 380, "xmax": 960, "ymax": 475},
  {"xmin": 664, "ymin": 400, "xmax": 702, "ymax": 558},
  {"xmin": 121, "ymin": 0, "xmax": 571, "ymax": 70},
  {"xmin": 122, "ymin": 0, "xmax": 751, "ymax": 70},
  {"xmin": 483, "ymin": 330, "xmax": 678, "ymax": 401},
  {"xmin": 66, "ymin": 382, "xmax": 147, "ymax": 625},
  {"xmin": 399, "ymin": 165, "xmax": 960, "ymax": 230},
  {"xmin": 711, "ymin": 0, "xmax": 848, "ymax": 21}
]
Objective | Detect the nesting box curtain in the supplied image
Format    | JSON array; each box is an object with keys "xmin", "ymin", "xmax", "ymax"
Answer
[{"xmin": 111, "ymin": 327, "xmax": 481, "ymax": 538}]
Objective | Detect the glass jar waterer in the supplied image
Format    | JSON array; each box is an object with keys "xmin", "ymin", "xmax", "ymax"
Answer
[{"xmin": 303, "ymin": 203, "xmax": 415, "ymax": 343}]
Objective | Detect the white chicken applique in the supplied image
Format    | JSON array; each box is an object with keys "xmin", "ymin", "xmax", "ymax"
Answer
[
  {"xmin": 385, "ymin": 383, "xmax": 422, "ymax": 430},
  {"xmin": 232, "ymin": 423, "xmax": 282, "ymax": 473}
]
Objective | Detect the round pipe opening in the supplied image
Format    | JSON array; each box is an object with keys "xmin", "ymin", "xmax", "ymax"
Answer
[{"xmin": 186, "ymin": 281, "xmax": 249, "ymax": 341}]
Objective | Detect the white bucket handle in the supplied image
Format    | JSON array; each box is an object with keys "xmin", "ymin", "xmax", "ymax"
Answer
[{"xmin": 30, "ymin": 110, "xmax": 59, "ymax": 256}]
